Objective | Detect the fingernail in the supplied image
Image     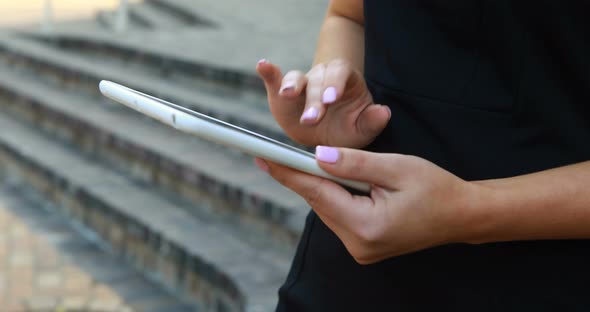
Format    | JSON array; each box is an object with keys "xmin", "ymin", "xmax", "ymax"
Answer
[
  {"xmin": 301, "ymin": 107, "xmax": 319, "ymax": 122},
  {"xmin": 315, "ymin": 146, "xmax": 339, "ymax": 163},
  {"xmin": 255, "ymin": 158, "xmax": 269, "ymax": 172},
  {"xmin": 279, "ymin": 81, "xmax": 296, "ymax": 95},
  {"xmin": 258, "ymin": 58, "xmax": 268, "ymax": 65},
  {"xmin": 322, "ymin": 87, "xmax": 337, "ymax": 104},
  {"xmin": 384, "ymin": 105, "xmax": 392, "ymax": 118}
]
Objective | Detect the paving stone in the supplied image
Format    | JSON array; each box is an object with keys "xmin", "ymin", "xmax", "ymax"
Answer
[
  {"xmin": 60, "ymin": 296, "xmax": 89, "ymax": 310},
  {"xmin": 63, "ymin": 272, "xmax": 93, "ymax": 294},
  {"xmin": 10, "ymin": 221, "xmax": 29, "ymax": 238},
  {"xmin": 66, "ymin": 252, "xmax": 137, "ymax": 284},
  {"xmin": 37, "ymin": 271, "xmax": 63, "ymax": 289},
  {"xmin": 92, "ymin": 284, "xmax": 123, "ymax": 302},
  {"xmin": 9, "ymin": 266, "xmax": 34, "ymax": 284},
  {"xmin": 8, "ymin": 279, "xmax": 34, "ymax": 301},
  {"xmin": 10, "ymin": 250, "xmax": 34, "ymax": 267},
  {"xmin": 0, "ymin": 274, "xmax": 7, "ymax": 291},
  {"xmin": 88, "ymin": 299, "xmax": 123, "ymax": 311},
  {"xmin": 26, "ymin": 296, "xmax": 60, "ymax": 310},
  {"xmin": 3, "ymin": 301, "xmax": 27, "ymax": 312}
]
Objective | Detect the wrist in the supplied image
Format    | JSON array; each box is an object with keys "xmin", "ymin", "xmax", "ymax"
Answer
[{"xmin": 452, "ymin": 180, "xmax": 502, "ymax": 245}]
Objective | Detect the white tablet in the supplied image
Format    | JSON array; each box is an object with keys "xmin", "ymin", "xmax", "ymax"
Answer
[{"xmin": 99, "ymin": 81, "xmax": 371, "ymax": 193}]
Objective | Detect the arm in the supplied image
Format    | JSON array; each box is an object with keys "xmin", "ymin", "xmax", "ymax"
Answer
[
  {"xmin": 468, "ymin": 161, "xmax": 590, "ymax": 243},
  {"xmin": 255, "ymin": 148, "xmax": 590, "ymax": 264},
  {"xmin": 313, "ymin": 0, "xmax": 365, "ymax": 71}
]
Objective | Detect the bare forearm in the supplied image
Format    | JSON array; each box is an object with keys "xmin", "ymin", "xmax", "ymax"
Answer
[
  {"xmin": 465, "ymin": 161, "xmax": 590, "ymax": 244},
  {"xmin": 313, "ymin": 1, "xmax": 365, "ymax": 72}
]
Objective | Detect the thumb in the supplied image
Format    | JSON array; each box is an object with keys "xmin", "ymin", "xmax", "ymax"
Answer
[
  {"xmin": 315, "ymin": 146, "xmax": 405, "ymax": 188},
  {"xmin": 357, "ymin": 104, "xmax": 391, "ymax": 140},
  {"xmin": 256, "ymin": 59, "xmax": 282, "ymax": 97}
]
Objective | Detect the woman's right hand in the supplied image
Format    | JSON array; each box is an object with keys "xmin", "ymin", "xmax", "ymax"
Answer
[{"xmin": 256, "ymin": 59, "xmax": 391, "ymax": 148}]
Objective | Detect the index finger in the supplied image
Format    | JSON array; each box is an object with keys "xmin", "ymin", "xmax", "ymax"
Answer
[{"xmin": 261, "ymin": 159, "xmax": 375, "ymax": 227}]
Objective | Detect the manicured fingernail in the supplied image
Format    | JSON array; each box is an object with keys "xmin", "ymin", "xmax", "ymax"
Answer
[
  {"xmin": 322, "ymin": 87, "xmax": 337, "ymax": 104},
  {"xmin": 315, "ymin": 146, "xmax": 339, "ymax": 163},
  {"xmin": 300, "ymin": 107, "xmax": 319, "ymax": 122},
  {"xmin": 255, "ymin": 158, "xmax": 269, "ymax": 172},
  {"xmin": 258, "ymin": 58, "xmax": 268, "ymax": 65},
  {"xmin": 279, "ymin": 81, "xmax": 296, "ymax": 95},
  {"xmin": 383, "ymin": 105, "xmax": 392, "ymax": 118}
]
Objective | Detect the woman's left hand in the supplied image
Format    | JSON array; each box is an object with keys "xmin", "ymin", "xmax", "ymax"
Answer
[{"xmin": 255, "ymin": 147, "xmax": 480, "ymax": 264}]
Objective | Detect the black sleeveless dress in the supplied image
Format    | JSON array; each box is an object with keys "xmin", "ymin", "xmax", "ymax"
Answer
[{"xmin": 277, "ymin": 1, "xmax": 590, "ymax": 311}]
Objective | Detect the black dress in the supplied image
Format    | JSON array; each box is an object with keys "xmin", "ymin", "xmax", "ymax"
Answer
[{"xmin": 277, "ymin": 1, "xmax": 590, "ymax": 311}]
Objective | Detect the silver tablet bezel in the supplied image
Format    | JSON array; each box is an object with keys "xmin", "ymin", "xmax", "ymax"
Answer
[{"xmin": 111, "ymin": 82, "xmax": 316, "ymax": 159}]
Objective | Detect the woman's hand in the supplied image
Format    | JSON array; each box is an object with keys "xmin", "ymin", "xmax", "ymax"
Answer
[
  {"xmin": 255, "ymin": 147, "xmax": 480, "ymax": 264},
  {"xmin": 256, "ymin": 60, "xmax": 391, "ymax": 148}
]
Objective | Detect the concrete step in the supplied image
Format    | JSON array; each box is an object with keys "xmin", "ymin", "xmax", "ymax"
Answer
[
  {"xmin": 146, "ymin": 0, "xmax": 216, "ymax": 27},
  {"xmin": 20, "ymin": 0, "xmax": 322, "ymax": 81},
  {"xmin": 0, "ymin": 182, "xmax": 196, "ymax": 311},
  {"xmin": 0, "ymin": 60, "xmax": 308, "ymax": 247},
  {"xmin": 27, "ymin": 33, "xmax": 269, "ymax": 111},
  {"xmin": 128, "ymin": 2, "xmax": 192, "ymax": 30},
  {"xmin": 0, "ymin": 34, "xmax": 289, "ymax": 144},
  {"xmin": 127, "ymin": 4, "xmax": 158, "ymax": 29},
  {"xmin": 150, "ymin": 0, "xmax": 325, "ymax": 35},
  {"xmin": 96, "ymin": 10, "xmax": 115, "ymax": 29},
  {"xmin": 28, "ymin": 33, "xmax": 270, "ymax": 112},
  {"xmin": 96, "ymin": 10, "xmax": 147, "ymax": 32},
  {"xmin": 0, "ymin": 110, "xmax": 287, "ymax": 312}
]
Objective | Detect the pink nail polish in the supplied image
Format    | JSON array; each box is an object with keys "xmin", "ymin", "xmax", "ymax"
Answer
[
  {"xmin": 315, "ymin": 146, "xmax": 339, "ymax": 163},
  {"xmin": 280, "ymin": 82, "xmax": 296, "ymax": 95},
  {"xmin": 301, "ymin": 107, "xmax": 319, "ymax": 122},
  {"xmin": 258, "ymin": 58, "xmax": 268, "ymax": 65},
  {"xmin": 384, "ymin": 105, "xmax": 392, "ymax": 118},
  {"xmin": 255, "ymin": 158, "xmax": 269, "ymax": 172},
  {"xmin": 322, "ymin": 87, "xmax": 337, "ymax": 104}
]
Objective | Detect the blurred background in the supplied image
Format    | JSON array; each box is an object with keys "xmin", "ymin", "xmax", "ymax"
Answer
[
  {"xmin": 0, "ymin": 1, "xmax": 326, "ymax": 311},
  {"xmin": 0, "ymin": 1, "xmax": 129, "ymax": 28}
]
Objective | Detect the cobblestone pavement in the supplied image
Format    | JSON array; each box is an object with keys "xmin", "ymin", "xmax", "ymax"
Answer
[{"xmin": 0, "ymin": 183, "xmax": 192, "ymax": 312}]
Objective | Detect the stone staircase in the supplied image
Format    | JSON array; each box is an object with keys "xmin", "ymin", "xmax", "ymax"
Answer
[
  {"xmin": 2, "ymin": 35, "xmax": 282, "ymax": 141},
  {"xmin": 97, "ymin": 0, "xmax": 214, "ymax": 31},
  {"xmin": 0, "ymin": 181, "xmax": 196, "ymax": 311},
  {"xmin": 0, "ymin": 0, "xmax": 327, "ymax": 310}
]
